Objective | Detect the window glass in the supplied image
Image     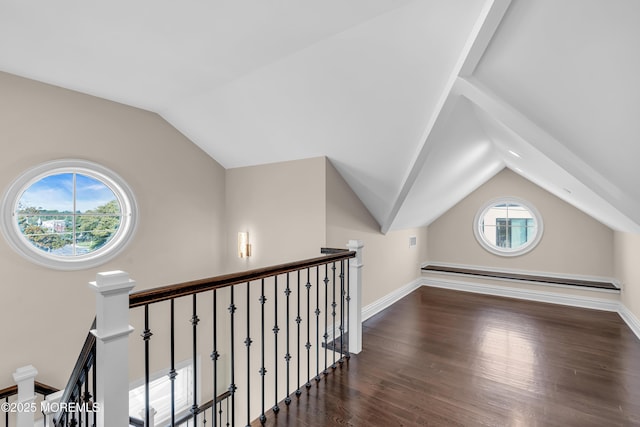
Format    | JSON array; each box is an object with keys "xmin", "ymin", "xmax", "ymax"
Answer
[
  {"xmin": 474, "ymin": 198, "xmax": 543, "ymax": 257},
  {"xmin": 1, "ymin": 160, "xmax": 137, "ymax": 270},
  {"xmin": 16, "ymin": 172, "xmax": 122, "ymax": 256},
  {"xmin": 129, "ymin": 362, "xmax": 194, "ymax": 425}
]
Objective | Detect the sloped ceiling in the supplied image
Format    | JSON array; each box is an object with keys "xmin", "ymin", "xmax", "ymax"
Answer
[{"xmin": 1, "ymin": 0, "xmax": 638, "ymax": 233}]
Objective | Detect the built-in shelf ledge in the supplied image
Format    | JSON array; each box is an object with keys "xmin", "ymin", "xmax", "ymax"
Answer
[{"xmin": 422, "ymin": 265, "xmax": 619, "ymax": 291}]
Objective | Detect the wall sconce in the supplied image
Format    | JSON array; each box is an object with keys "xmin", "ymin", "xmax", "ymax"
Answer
[{"xmin": 238, "ymin": 232, "xmax": 251, "ymax": 258}]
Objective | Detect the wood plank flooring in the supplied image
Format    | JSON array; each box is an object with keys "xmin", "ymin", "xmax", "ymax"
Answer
[{"xmin": 255, "ymin": 286, "xmax": 640, "ymax": 426}]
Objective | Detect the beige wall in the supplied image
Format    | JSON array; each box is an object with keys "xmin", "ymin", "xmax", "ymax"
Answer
[
  {"xmin": 325, "ymin": 159, "xmax": 428, "ymax": 307},
  {"xmin": 0, "ymin": 72, "xmax": 227, "ymax": 389},
  {"xmin": 614, "ymin": 231, "xmax": 640, "ymax": 320},
  {"xmin": 225, "ymin": 157, "xmax": 327, "ymax": 272},
  {"xmin": 428, "ymin": 168, "xmax": 614, "ymax": 278}
]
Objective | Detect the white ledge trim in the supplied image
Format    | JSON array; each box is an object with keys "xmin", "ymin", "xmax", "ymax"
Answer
[
  {"xmin": 422, "ymin": 261, "xmax": 620, "ymax": 292},
  {"xmin": 91, "ymin": 325, "xmax": 135, "ymax": 343}
]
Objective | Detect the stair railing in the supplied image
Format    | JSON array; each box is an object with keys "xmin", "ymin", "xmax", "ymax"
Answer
[
  {"xmin": 0, "ymin": 368, "xmax": 59, "ymax": 427},
  {"xmin": 52, "ymin": 240, "xmax": 363, "ymax": 426}
]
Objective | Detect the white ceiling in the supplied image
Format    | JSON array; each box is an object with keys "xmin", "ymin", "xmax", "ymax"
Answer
[{"xmin": 1, "ymin": 0, "xmax": 639, "ymax": 233}]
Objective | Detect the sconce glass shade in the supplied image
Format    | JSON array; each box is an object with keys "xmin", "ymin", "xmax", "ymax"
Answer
[{"xmin": 238, "ymin": 232, "xmax": 250, "ymax": 258}]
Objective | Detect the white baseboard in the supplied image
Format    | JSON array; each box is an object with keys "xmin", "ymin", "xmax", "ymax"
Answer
[
  {"xmin": 362, "ymin": 278, "xmax": 423, "ymax": 322},
  {"xmin": 422, "ymin": 276, "xmax": 620, "ymax": 312},
  {"xmin": 618, "ymin": 304, "xmax": 640, "ymax": 341}
]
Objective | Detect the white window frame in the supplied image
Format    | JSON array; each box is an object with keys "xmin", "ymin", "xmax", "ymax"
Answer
[
  {"xmin": 0, "ymin": 159, "xmax": 137, "ymax": 270},
  {"xmin": 473, "ymin": 197, "xmax": 543, "ymax": 257},
  {"xmin": 129, "ymin": 358, "xmax": 199, "ymax": 427}
]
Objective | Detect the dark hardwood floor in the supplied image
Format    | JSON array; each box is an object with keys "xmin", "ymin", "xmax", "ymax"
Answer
[{"xmin": 255, "ymin": 286, "xmax": 640, "ymax": 426}]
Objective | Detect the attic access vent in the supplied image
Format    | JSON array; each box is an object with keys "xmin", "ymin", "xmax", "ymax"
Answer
[{"xmin": 409, "ymin": 236, "xmax": 417, "ymax": 248}]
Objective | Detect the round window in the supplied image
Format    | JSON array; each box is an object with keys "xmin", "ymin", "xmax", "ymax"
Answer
[
  {"xmin": 473, "ymin": 197, "xmax": 543, "ymax": 257},
  {"xmin": 0, "ymin": 159, "xmax": 137, "ymax": 270}
]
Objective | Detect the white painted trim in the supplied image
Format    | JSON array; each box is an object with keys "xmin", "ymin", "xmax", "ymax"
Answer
[
  {"xmin": 618, "ymin": 304, "xmax": 640, "ymax": 342},
  {"xmin": 380, "ymin": 0, "xmax": 512, "ymax": 233},
  {"xmin": 455, "ymin": 76, "xmax": 640, "ymax": 230},
  {"xmin": 422, "ymin": 276, "xmax": 620, "ymax": 312},
  {"xmin": 473, "ymin": 196, "xmax": 544, "ymax": 257},
  {"xmin": 0, "ymin": 159, "xmax": 138, "ymax": 271},
  {"xmin": 422, "ymin": 260, "xmax": 621, "ymax": 291},
  {"xmin": 362, "ymin": 278, "xmax": 423, "ymax": 322}
]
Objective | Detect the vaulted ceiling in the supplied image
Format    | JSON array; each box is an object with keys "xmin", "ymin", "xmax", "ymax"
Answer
[{"xmin": 1, "ymin": 0, "xmax": 638, "ymax": 233}]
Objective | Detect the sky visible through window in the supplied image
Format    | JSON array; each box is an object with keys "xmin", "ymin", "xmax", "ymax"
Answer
[
  {"xmin": 16, "ymin": 172, "xmax": 121, "ymax": 256},
  {"xmin": 19, "ymin": 173, "xmax": 116, "ymax": 213}
]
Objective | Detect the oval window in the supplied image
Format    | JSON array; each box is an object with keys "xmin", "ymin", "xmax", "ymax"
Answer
[
  {"xmin": 473, "ymin": 197, "xmax": 543, "ymax": 257},
  {"xmin": 0, "ymin": 160, "xmax": 137, "ymax": 270}
]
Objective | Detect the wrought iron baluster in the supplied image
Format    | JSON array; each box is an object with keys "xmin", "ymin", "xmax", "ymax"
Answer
[
  {"xmin": 142, "ymin": 304, "xmax": 153, "ymax": 427},
  {"xmin": 245, "ymin": 282, "xmax": 252, "ymax": 427},
  {"xmin": 272, "ymin": 276, "xmax": 279, "ymax": 415},
  {"xmin": 83, "ymin": 365, "xmax": 91, "ymax": 427},
  {"xmin": 296, "ymin": 270, "xmax": 302, "ymax": 396},
  {"xmin": 346, "ymin": 258, "xmax": 351, "ymax": 359},
  {"xmin": 306, "ymin": 268, "xmax": 312, "ymax": 389},
  {"xmin": 192, "ymin": 294, "xmax": 200, "ymax": 424},
  {"xmin": 316, "ymin": 266, "xmax": 321, "ymax": 383},
  {"xmin": 284, "ymin": 272, "xmax": 292, "ymax": 405},
  {"xmin": 229, "ymin": 286, "xmax": 237, "ymax": 425},
  {"xmin": 259, "ymin": 279, "xmax": 267, "ymax": 424},
  {"xmin": 323, "ymin": 263, "xmax": 329, "ymax": 375},
  {"xmin": 70, "ymin": 404, "xmax": 77, "ymax": 427},
  {"xmin": 332, "ymin": 261, "xmax": 337, "ymax": 369},
  {"xmin": 211, "ymin": 290, "xmax": 218, "ymax": 427},
  {"xmin": 170, "ymin": 299, "xmax": 177, "ymax": 427},
  {"xmin": 339, "ymin": 259, "xmax": 345, "ymax": 364}
]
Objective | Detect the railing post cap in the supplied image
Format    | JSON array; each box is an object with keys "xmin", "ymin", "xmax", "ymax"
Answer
[
  {"xmin": 12, "ymin": 365, "xmax": 38, "ymax": 382},
  {"xmin": 347, "ymin": 240, "xmax": 364, "ymax": 249},
  {"xmin": 89, "ymin": 270, "xmax": 135, "ymax": 294}
]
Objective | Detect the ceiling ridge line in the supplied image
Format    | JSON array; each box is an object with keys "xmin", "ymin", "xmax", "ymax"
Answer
[
  {"xmin": 380, "ymin": 0, "xmax": 512, "ymax": 234},
  {"xmin": 456, "ymin": 75, "xmax": 640, "ymax": 226}
]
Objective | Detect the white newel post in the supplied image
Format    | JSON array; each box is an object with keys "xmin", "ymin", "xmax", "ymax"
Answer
[
  {"xmin": 347, "ymin": 240, "xmax": 364, "ymax": 354},
  {"xmin": 88, "ymin": 271, "xmax": 135, "ymax": 427},
  {"xmin": 12, "ymin": 365, "xmax": 38, "ymax": 427}
]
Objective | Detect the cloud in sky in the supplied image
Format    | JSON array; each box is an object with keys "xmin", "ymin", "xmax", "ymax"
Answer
[{"xmin": 19, "ymin": 173, "xmax": 118, "ymax": 213}]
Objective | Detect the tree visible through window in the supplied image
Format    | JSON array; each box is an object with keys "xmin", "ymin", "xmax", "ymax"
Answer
[
  {"xmin": 17, "ymin": 173, "xmax": 121, "ymax": 256},
  {"xmin": 1, "ymin": 159, "xmax": 137, "ymax": 270}
]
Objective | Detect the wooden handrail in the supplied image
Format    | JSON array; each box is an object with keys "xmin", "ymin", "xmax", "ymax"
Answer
[
  {"xmin": 320, "ymin": 247, "xmax": 350, "ymax": 254},
  {"xmin": 130, "ymin": 250, "xmax": 356, "ymax": 308},
  {"xmin": 35, "ymin": 381, "xmax": 59, "ymax": 396},
  {"xmin": 0, "ymin": 385, "xmax": 17, "ymax": 400},
  {"xmin": 0, "ymin": 382, "xmax": 59, "ymax": 400}
]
